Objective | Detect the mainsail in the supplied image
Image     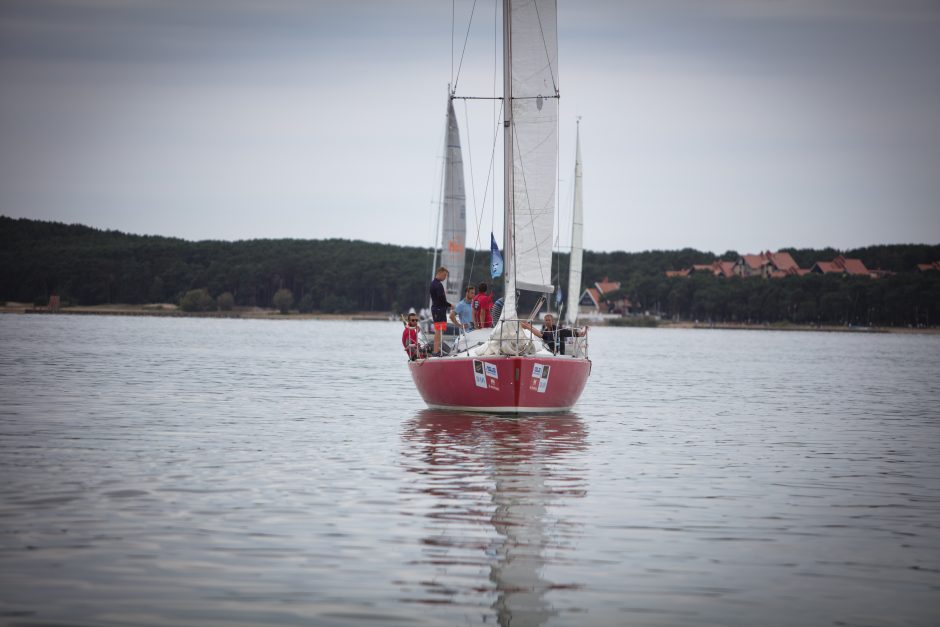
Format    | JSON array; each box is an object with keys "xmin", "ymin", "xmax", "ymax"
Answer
[
  {"xmin": 441, "ymin": 98, "xmax": 467, "ymax": 304},
  {"xmin": 564, "ymin": 121, "xmax": 583, "ymax": 326},
  {"xmin": 503, "ymin": 0, "xmax": 558, "ymax": 318}
]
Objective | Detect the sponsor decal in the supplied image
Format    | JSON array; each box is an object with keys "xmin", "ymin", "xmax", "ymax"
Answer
[
  {"xmin": 471, "ymin": 360, "xmax": 500, "ymax": 391},
  {"xmin": 472, "ymin": 359, "xmax": 487, "ymax": 388},
  {"xmin": 484, "ymin": 362, "xmax": 500, "ymax": 390},
  {"xmin": 530, "ymin": 363, "xmax": 550, "ymax": 393}
]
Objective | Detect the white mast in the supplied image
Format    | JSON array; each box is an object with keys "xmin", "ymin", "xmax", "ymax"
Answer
[
  {"xmin": 565, "ymin": 119, "xmax": 583, "ymax": 326},
  {"xmin": 502, "ymin": 0, "xmax": 516, "ymax": 320}
]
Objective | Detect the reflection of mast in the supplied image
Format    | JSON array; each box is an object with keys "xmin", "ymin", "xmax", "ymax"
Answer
[
  {"xmin": 401, "ymin": 411, "xmax": 587, "ymax": 627},
  {"xmin": 490, "ymin": 443, "xmax": 554, "ymax": 626}
]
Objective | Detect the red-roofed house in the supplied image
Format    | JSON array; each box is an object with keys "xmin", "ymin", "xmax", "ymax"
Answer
[
  {"xmin": 718, "ymin": 260, "xmax": 737, "ymax": 277},
  {"xmin": 735, "ymin": 254, "xmax": 767, "ymax": 277},
  {"xmin": 916, "ymin": 261, "xmax": 940, "ymax": 272},
  {"xmin": 595, "ymin": 277, "xmax": 620, "ymax": 294},
  {"xmin": 578, "ymin": 277, "xmax": 631, "ymax": 316},
  {"xmin": 687, "ymin": 261, "xmax": 736, "ymax": 277},
  {"xmin": 810, "ymin": 255, "xmax": 870, "ymax": 276},
  {"xmin": 580, "ymin": 287, "xmax": 602, "ymax": 310},
  {"xmin": 769, "ymin": 251, "xmax": 799, "ymax": 272},
  {"xmin": 812, "ymin": 261, "xmax": 841, "ymax": 274},
  {"xmin": 734, "ymin": 251, "xmax": 802, "ymax": 278}
]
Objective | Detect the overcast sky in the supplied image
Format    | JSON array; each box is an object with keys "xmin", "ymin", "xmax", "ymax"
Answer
[{"xmin": 1, "ymin": 0, "xmax": 938, "ymax": 254}]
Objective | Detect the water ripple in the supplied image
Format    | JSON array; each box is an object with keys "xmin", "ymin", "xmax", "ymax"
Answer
[{"xmin": 0, "ymin": 317, "xmax": 938, "ymax": 625}]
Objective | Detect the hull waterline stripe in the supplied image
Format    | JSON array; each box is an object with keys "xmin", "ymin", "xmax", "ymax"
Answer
[{"xmin": 424, "ymin": 404, "xmax": 575, "ymax": 414}]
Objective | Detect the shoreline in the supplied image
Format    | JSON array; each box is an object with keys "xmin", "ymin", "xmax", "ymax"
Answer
[
  {"xmin": 1, "ymin": 303, "xmax": 391, "ymax": 322},
  {"xmin": 2, "ymin": 303, "xmax": 937, "ymax": 334},
  {"xmin": 657, "ymin": 321, "xmax": 940, "ymax": 335}
]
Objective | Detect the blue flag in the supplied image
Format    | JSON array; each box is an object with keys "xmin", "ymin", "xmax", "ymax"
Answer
[
  {"xmin": 555, "ymin": 285, "xmax": 563, "ymax": 308},
  {"xmin": 490, "ymin": 233, "xmax": 504, "ymax": 279}
]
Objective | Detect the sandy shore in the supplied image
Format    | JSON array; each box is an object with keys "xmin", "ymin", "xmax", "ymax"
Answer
[
  {"xmin": 657, "ymin": 321, "xmax": 940, "ymax": 335},
  {"xmin": 0, "ymin": 303, "xmax": 392, "ymax": 321}
]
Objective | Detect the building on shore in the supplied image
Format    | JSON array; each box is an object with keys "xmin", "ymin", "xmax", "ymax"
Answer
[
  {"xmin": 578, "ymin": 277, "xmax": 632, "ymax": 317},
  {"xmin": 667, "ymin": 251, "xmax": 887, "ymax": 280},
  {"xmin": 810, "ymin": 255, "xmax": 870, "ymax": 276}
]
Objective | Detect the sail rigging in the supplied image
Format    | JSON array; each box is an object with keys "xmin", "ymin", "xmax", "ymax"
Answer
[{"xmin": 564, "ymin": 120, "xmax": 583, "ymax": 326}]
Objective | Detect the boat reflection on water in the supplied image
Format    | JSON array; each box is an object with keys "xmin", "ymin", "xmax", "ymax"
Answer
[{"xmin": 400, "ymin": 410, "xmax": 587, "ymax": 626}]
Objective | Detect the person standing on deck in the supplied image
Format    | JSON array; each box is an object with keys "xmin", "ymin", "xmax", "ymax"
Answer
[
  {"xmin": 449, "ymin": 285, "xmax": 475, "ymax": 331},
  {"xmin": 429, "ymin": 266, "xmax": 452, "ymax": 356},
  {"xmin": 472, "ymin": 282, "xmax": 494, "ymax": 329}
]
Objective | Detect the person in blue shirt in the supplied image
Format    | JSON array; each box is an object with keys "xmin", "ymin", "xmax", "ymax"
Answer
[{"xmin": 449, "ymin": 285, "xmax": 475, "ymax": 331}]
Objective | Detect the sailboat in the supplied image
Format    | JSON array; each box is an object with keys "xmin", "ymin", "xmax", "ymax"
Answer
[
  {"xmin": 433, "ymin": 95, "xmax": 467, "ymax": 313},
  {"xmin": 420, "ymin": 93, "xmax": 467, "ymax": 341},
  {"xmin": 408, "ymin": 0, "xmax": 591, "ymax": 413}
]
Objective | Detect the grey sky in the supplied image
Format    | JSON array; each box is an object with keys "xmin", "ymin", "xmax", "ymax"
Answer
[{"xmin": 1, "ymin": 0, "xmax": 938, "ymax": 254}]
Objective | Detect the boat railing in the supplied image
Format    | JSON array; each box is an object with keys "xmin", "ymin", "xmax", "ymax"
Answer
[
  {"xmin": 439, "ymin": 318, "xmax": 589, "ymax": 359},
  {"xmin": 561, "ymin": 326, "xmax": 590, "ymax": 359}
]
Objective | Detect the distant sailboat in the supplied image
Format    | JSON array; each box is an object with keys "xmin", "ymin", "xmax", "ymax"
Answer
[
  {"xmin": 564, "ymin": 120, "xmax": 584, "ymax": 329},
  {"xmin": 437, "ymin": 95, "xmax": 467, "ymax": 307},
  {"xmin": 408, "ymin": 0, "xmax": 591, "ymax": 413},
  {"xmin": 424, "ymin": 94, "xmax": 467, "ymax": 336}
]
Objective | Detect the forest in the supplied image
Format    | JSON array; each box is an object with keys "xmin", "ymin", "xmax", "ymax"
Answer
[{"xmin": 2, "ymin": 216, "xmax": 939, "ymax": 326}]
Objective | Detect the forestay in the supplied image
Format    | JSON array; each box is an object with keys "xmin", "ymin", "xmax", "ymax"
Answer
[{"xmin": 565, "ymin": 122, "xmax": 583, "ymax": 326}]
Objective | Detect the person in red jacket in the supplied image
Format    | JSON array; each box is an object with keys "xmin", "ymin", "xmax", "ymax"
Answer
[
  {"xmin": 402, "ymin": 313, "xmax": 423, "ymax": 360},
  {"xmin": 472, "ymin": 282, "xmax": 494, "ymax": 328}
]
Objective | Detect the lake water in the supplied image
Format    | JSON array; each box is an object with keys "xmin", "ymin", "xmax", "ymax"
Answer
[{"xmin": 1, "ymin": 315, "xmax": 938, "ymax": 626}]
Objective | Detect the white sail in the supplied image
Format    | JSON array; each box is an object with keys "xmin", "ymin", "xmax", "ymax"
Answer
[
  {"xmin": 442, "ymin": 98, "xmax": 467, "ymax": 304},
  {"xmin": 564, "ymin": 122, "xmax": 583, "ymax": 326},
  {"xmin": 503, "ymin": 0, "xmax": 558, "ymax": 319}
]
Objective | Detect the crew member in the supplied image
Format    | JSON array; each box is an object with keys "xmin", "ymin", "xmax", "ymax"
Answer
[
  {"xmin": 472, "ymin": 282, "xmax": 494, "ymax": 329},
  {"xmin": 429, "ymin": 266, "xmax": 451, "ymax": 356},
  {"xmin": 522, "ymin": 314, "xmax": 588, "ymax": 355},
  {"xmin": 402, "ymin": 312, "xmax": 422, "ymax": 360},
  {"xmin": 450, "ymin": 285, "xmax": 475, "ymax": 331}
]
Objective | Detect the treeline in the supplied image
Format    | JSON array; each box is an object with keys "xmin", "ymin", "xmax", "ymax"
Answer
[
  {"xmin": 2, "ymin": 216, "xmax": 939, "ymax": 325},
  {"xmin": 617, "ymin": 272, "xmax": 940, "ymax": 327},
  {"xmin": 0, "ymin": 216, "xmax": 504, "ymax": 313},
  {"xmin": 570, "ymin": 245, "xmax": 940, "ymax": 327}
]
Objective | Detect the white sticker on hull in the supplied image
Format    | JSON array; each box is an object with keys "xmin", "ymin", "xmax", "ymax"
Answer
[
  {"xmin": 472, "ymin": 360, "xmax": 500, "ymax": 391},
  {"xmin": 530, "ymin": 363, "xmax": 550, "ymax": 393},
  {"xmin": 472, "ymin": 359, "xmax": 487, "ymax": 388},
  {"xmin": 484, "ymin": 362, "xmax": 498, "ymax": 379}
]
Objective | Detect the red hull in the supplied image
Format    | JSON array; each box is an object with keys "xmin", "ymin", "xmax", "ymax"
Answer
[{"xmin": 408, "ymin": 355, "xmax": 591, "ymax": 413}]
